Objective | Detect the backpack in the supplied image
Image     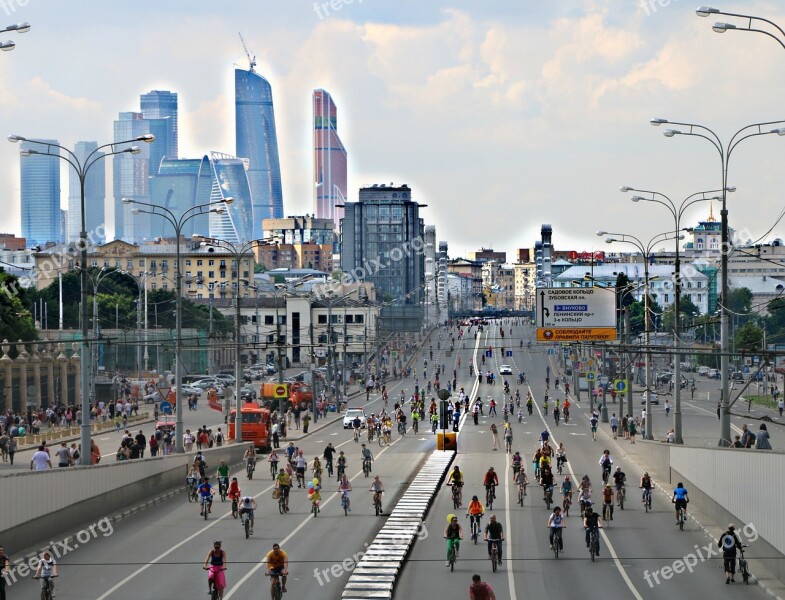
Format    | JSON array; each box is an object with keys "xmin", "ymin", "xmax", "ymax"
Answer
[{"xmin": 216, "ymin": 432, "xmax": 223, "ymax": 443}]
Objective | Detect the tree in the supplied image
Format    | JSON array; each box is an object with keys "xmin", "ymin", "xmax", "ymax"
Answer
[
  {"xmin": 0, "ymin": 271, "xmax": 37, "ymax": 348},
  {"xmin": 662, "ymin": 295, "xmax": 702, "ymax": 332},
  {"xmin": 735, "ymin": 322, "xmax": 763, "ymax": 352}
]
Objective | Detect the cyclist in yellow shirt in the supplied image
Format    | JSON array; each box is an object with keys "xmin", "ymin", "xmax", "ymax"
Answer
[
  {"xmin": 265, "ymin": 543, "xmax": 289, "ymax": 594},
  {"xmin": 275, "ymin": 468, "xmax": 291, "ymax": 512}
]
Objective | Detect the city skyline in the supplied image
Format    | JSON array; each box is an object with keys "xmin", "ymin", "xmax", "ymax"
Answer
[
  {"xmin": 4, "ymin": 2, "xmax": 785, "ymax": 258},
  {"xmin": 313, "ymin": 88, "xmax": 348, "ymax": 229}
]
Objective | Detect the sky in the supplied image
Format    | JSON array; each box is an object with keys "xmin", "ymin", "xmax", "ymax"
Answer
[{"xmin": 2, "ymin": 0, "xmax": 785, "ymax": 259}]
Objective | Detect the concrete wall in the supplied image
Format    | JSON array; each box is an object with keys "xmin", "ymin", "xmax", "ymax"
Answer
[
  {"xmin": 1, "ymin": 444, "xmax": 246, "ymax": 554},
  {"xmin": 635, "ymin": 440, "xmax": 671, "ymax": 482}
]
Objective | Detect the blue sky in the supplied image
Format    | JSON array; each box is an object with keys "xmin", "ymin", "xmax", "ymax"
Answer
[{"xmin": 2, "ymin": 0, "xmax": 785, "ymax": 258}]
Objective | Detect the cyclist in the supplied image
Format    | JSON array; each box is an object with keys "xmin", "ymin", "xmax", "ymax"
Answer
[
  {"xmin": 526, "ymin": 395, "xmax": 533, "ymax": 416},
  {"xmin": 547, "ymin": 506, "xmax": 565, "ymax": 552},
  {"xmin": 555, "ymin": 443, "xmax": 567, "ymax": 472},
  {"xmin": 323, "ymin": 443, "xmax": 335, "ymax": 477},
  {"xmin": 293, "ymin": 451, "xmax": 308, "ymax": 487},
  {"xmin": 563, "ymin": 398, "xmax": 571, "ymax": 421},
  {"xmin": 583, "ymin": 506, "xmax": 602, "ymax": 556},
  {"xmin": 539, "ymin": 451, "xmax": 552, "ymax": 474},
  {"xmin": 447, "ymin": 466, "xmax": 464, "ymax": 506},
  {"xmin": 265, "ymin": 543, "xmax": 289, "ymax": 595},
  {"xmin": 719, "ymin": 524, "xmax": 743, "ymax": 584},
  {"xmin": 336, "ymin": 451, "xmax": 347, "ymax": 481},
  {"xmin": 338, "ymin": 473, "xmax": 352, "ymax": 511},
  {"xmin": 243, "ymin": 445, "xmax": 256, "ymax": 474},
  {"xmin": 275, "ymin": 468, "xmax": 291, "ymax": 512},
  {"xmin": 361, "ymin": 444, "xmax": 374, "ymax": 474},
  {"xmin": 601, "ymin": 484, "xmax": 614, "ymax": 520},
  {"xmin": 34, "ymin": 550, "xmax": 57, "ymax": 598},
  {"xmin": 267, "ymin": 450, "xmax": 280, "ymax": 478},
  {"xmin": 514, "ymin": 466, "xmax": 529, "ymax": 497},
  {"xmin": 540, "ymin": 465, "xmax": 555, "ymax": 504},
  {"xmin": 578, "ymin": 480, "xmax": 593, "ymax": 517},
  {"xmin": 198, "ymin": 477, "xmax": 214, "ymax": 516},
  {"xmin": 589, "ymin": 413, "xmax": 599, "ymax": 440},
  {"xmin": 411, "ymin": 408, "xmax": 420, "ymax": 432},
  {"xmin": 672, "ymin": 482, "xmax": 689, "ymax": 524},
  {"xmin": 640, "ymin": 472, "xmax": 654, "ymax": 505},
  {"xmin": 239, "ymin": 495, "xmax": 257, "ymax": 535},
  {"xmin": 552, "ymin": 405, "xmax": 560, "ymax": 425},
  {"xmin": 598, "ymin": 450, "xmax": 613, "ymax": 483},
  {"xmin": 203, "ymin": 541, "xmax": 227, "ymax": 599},
  {"xmin": 561, "ymin": 475, "xmax": 573, "ymax": 504},
  {"xmin": 483, "ymin": 467, "xmax": 499, "ymax": 507},
  {"xmin": 431, "ymin": 412, "xmax": 439, "ymax": 433},
  {"xmin": 484, "ymin": 515, "xmax": 505, "ymax": 564},
  {"xmin": 539, "ymin": 429, "xmax": 550, "ymax": 449},
  {"xmin": 227, "ymin": 477, "xmax": 241, "ymax": 504},
  {"xmin": 215, "ymin": 460, "xmax": 230, "ymax": 496},
  {"xmin": 444, "ymin": 515, "xmax": 463, "ymax": 567},
  {"xmin": 511, "ymin": 451, "xmax": 522, "ymax": 477},
  {"xmin": 469, "ymin": 574, "xmax": 496, "ymax": 600},
  {"xmin": 352, "ymin": 415, "xmax": 362, "ymax": 440},
  {"xmin": 369, "ymin": 475, "xmax": 385, "ymax": 513},
  {"xmin": 612, "ymin": 466, "xmax": 626, "ymax": 505},
  {"xmin": 312, "ymin": 456, "xmax": 323, "ymax": 484},
  {"xmin": 466, "ymin": 494, "xmax": 485, "ymax": 532}
]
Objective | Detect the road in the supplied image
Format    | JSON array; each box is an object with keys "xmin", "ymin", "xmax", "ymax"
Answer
[
  {"xmin": 3, "ymin": 333, "xmax": 445, "ymax": 600},
  {"xmin": 394, "ymin": 320, "xmax": 770, "ymax": 600}
]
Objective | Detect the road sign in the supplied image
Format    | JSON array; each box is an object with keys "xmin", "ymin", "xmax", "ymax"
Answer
[
  {"xmin": 506, "ymin": 350, "xmax": 513, "ymax": 357},
  {"xmin": 485, "ymin": 350, "xmax": 493, "ymax": 357},
  {"xmin": 614, "ymin": 379, "xmax": 627, "ymax": 393},
  {"xmin": 548, "ymin": 348, "xmax": 555, "ymax": 355},
  {"xmin": 273, "ymin": 384, "xmax": 289, "ymax": 398},
  {"xmin": 159, "ymin": 401, "xmax": 172, "ymax": 415},
  {"xmin": 536, "ymin": 287, "xmax": 617, "ymax": 342},
  {"xmin": 585, "ymin": 372, "xmax": 596, "ymax": 382},
  {"xmin": 563, "ymin": 347, "xmax": 569, "ymax": 358}
]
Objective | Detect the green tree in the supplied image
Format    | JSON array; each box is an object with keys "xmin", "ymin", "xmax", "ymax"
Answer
[
  {"xmin": 735, "ymin": 322, "xmax": 763, "ymax": 352},
  {"xmin": 0, "ymin": 271, "xmax": 37, "ymax": 347},
  {"xmin": 663, "ymin": 295, "xmax": 702, "ymax": 332}
]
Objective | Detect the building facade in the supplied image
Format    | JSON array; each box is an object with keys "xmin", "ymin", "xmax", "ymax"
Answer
[
  {"xmin": 447, "ymin": 258, "xmax": 483, "ymax": 311},
  {"xmin": 20, "ymin": 140, "xmax": 61, "ymax": 247},
  {"xmin": 113, "ymin": 112, "xmax": 154, "ymax": 244},
  {"xmin": 67, "ymin": 141, "xmax": 105, "ymax": 244},
  {"xmin": 140, "ymin": 90, "xmax": 178, "ymax": 161},
  {"xmin": 313, "ymin": 89, "xmax": 348, "ymax": 230},
  {"xmin": 235, "ymin": 68, "xmax": 284, "ymax": 229}
]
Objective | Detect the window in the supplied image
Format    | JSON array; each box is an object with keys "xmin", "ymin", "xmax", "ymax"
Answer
[
  {"xmin": 208, "ymin": 271, "xmax": 215, "ymax": 278},
  {"xmin": 185, "ymin": 259, "xmax": 191, "ymax": 267},
  {"xmin": 318, "ymin": 334, "xmax": 328, "ymax": 343},
  {"xmin": 139, "ymin": 259, "xmax": 144, "ymax": 267},
  {"xmin": 150, "ymin": 261, "xmax": 157, "ymax": 269},
  {"xmin": 346, "ymin": 315, "xmax": 355, "ymax": 324},
  {"xmin": 318, "ymin": 315, "xmax": 327, "ymax": 324},
  {"xmin": 220, "ymin": 260, "xmax": 226, "ymax": 268},
  {"xmin": 265, "ymin": 316, "xmax": 274, "ymax": 325},
  {"xmin": 161, "ymin": 260, "xmax": 168, "ymax": 270},
  {"xmin": 698, "ymin": 294, "xmax": 702, "ymax": 303},
  {"xmin": 209, "ymin": 260, "xmax": 215, "ymax": 267},
  {"xmin": 127, "ymin": 260, "xmax": 133, "ymax": 269},
  {"xmin": 197, "ymin": 260, "xmax": 203, "ymax": 266},
  {"xmin": 355, "ymin": 314, "xmax": 364, "ymax": 324}
]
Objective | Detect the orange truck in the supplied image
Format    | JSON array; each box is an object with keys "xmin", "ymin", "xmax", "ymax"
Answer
[
  {"xmin": 228, "ymin": 402, "xmax": 272, "ymax": 452},
  {"xmin": 260, "ymin": 382, "xmax": 313, "ymax": 411}
]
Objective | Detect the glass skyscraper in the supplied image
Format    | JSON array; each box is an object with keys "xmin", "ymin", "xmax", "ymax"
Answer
[
  {"xmin": 66, "ymin": 141, "xmax": 105, "ymax": 244},
  {"xmin": 208, "ymin": 152, "xmax": 254, "ymax": 245},
  {"xmin": 313, "ymin": 89, "xmax": 347, "ymax": 230},
  {"xmin": 235, "ymin": 67, "xmax": 284, "ymax": 232},
  {"xmin": 140, "ymin": 90, "xmax": 178, "ymax": 161},
  {"xmin": 20, "ymin": 139, "xmax": 61, "ymax": 247},
  {"xmin": 113, "ymin": 112, "xmax": 153, "ymax": 244}
]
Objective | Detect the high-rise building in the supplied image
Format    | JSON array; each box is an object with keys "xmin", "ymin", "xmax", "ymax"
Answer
[
  {"xmin": 207, "ymin": 152, "xmax": 254, "ymax": 245},
  {"xmin": 66, "ymin": 141, "xmax": 105, "ymax": 244},
  {"xmin": 341, "ymin": 183, "xmax": 424, "ymax": 330},
  {"xmin": 236, "ymin": 67, "xmax": 284, "ymax": 231},
  {"xmin": 20, "ymin": 139, "xmax": 61, "ymax": 247},
  {"xmin": 140, "ymin": 90, "xmax": 178, "ymax": 161},
  {"xmin": 313, "ymin": 89, "xmax": 347, "ymax": 230},
  {"xmin": 113, "ymin": 112, "xmax": 154, "ymax": 244}
]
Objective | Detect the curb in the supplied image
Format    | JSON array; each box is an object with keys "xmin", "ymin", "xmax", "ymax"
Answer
[{"xmin": 341, "ymin": 450, "xmax": 456, "ymax": 600}]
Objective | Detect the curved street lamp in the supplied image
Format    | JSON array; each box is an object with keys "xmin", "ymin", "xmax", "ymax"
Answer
[
  {"xmin": 621, "ymin": 186, "xmax": 724, "ymax": 444},
  {"xmin": 696, "ymin": 7, "xmax": 785, "ymax": 50},
  {"xmin": 598, "ymin": 230, "xmax": 685, "ymax": 441},
  {"xmin": 650, "ymin": 117, "xmax": 785, "ymax": 445},
  {"xmin": 0, "ymin": 22, "xmax": 31, "ymax": 52},
  {"xmin": 9, "ymin": 133, "xmax": 154, "ymax": 465},
  {"xmin": 122, "ymin": 197, "xmax": 230, "ymax": 452}
]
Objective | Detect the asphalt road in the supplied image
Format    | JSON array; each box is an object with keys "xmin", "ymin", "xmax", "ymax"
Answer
[
  {"xmin": 3, "ymin": 333, "xmax": 444, "ymax": 600},
  {"xmin": 394, "ymin": 321, "xmax": 770, "ymax": 600}
]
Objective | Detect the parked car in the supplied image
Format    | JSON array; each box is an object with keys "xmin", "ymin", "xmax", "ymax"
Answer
[
  {"xmin": 707, "ymin": 369, "xmax": 720, "ymax": 379},
  {"xmin": 731, "ymin": 371, "xmax": 745, "ymax": 382},
  {"xmin": 144, "ymin": 391, "xmax": 164, "ymax": 405},
  {"xmin": 499, "ymin": 365, "xmax": 513, "ymax": 375},
  {"xmin": 698, "ymin": 366, "xmax": 710, "ymax": 376},
  {"xmin": 240, "ymin": 386, "xmax": 257, "ymax": 400},
  {"xmin": 641, "ymin": 391, "xmax": 659, "ymax": 405},
  {"xmin": 214, "ymin": 374, "xmax": 236, "ymax": 385},
  {"xmin": 180, "ymin": 385, "xmax": 203, "ymax": 397},
  {"xmin": 193, "ymin": 378, "xmax": 221, "ymax": 390}
]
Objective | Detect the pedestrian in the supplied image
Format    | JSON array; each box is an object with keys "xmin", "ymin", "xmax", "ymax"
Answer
[
  {"xmin": 294, "ymin": 408, "xmax": 301, "ymax": 430},
  {"xmin": 740, "ymin": 424, "xmax": 755, "ymax": 448},
  {"xmin": 30, "ymin": 445, "xmax": 52, "ymax": 471},
  {"xmin": 184, "ymin": 429, "xmax": 194, "ymax": 452},
  {"xmin": 610, "ymin": 413, "xmax": 618, "ymax": 439},
  {"xmin": 272, "ymin": 421, "xmax": 280, "ymax": 448},
  {"xmin": 628, "ymin": 418, "xmax": 637, "ymax": 444},
  {"xmin": 755, "ymin": 423, "xmax": 772, "ymax": 450},
  {"xmin": 719, "ymin": 524, "xmax": 742, "ymax": 584},
  {"xmin": 302, "ymin": 412, "xmax": 311, "ymax": 434},
  {"xmin": 778, "ymin": 397, "xmax": 784, "ymax": 417},
  {"xmin": 56, "ymin": 442, "xmax": 71, "ymax": 467},
  {"xmin": 149, "ymin": 435, "xmax": 159, "ymax": 457},
  {"xmin": 664, "ymin": 400, "xmax": 671, "ymax": 417},
  {"xmin": 7, "ymin": 437, "xmax": 15, "ymax": 466},
  {"xmin": 489, "ymin": 423, "xmax": 499, "ymax": 451},
  {"xmin": 0, "ymin": 544, "xmax": 10, "ymax": 600},
  {"xmin": 468, "ymin": 573, "xmax": 496, "ymax": 599},
  {"xmin": 621, "ymin": 415, "xmax": 628, "ymax": 439},
  {"xmin": 215, "ymin": 428, "xmax": 224, "ymax": 447}
]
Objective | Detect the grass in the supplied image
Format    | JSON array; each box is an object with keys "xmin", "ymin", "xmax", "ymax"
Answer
[{"xmin": 742, "ymin": 395, "xmax": 778, "ymax": 410}]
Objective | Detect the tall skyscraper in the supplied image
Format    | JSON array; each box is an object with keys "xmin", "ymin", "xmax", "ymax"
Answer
[
  {"xmin": 66, "ymin": 141, "xmax": 105, "ymax": 244},
  {"xmin": 20, "ymin": 139, "xmax": 61, "ymax": 247},
  {"xmin": 341, "ymin": 183, "xmax": 425, "ymax": 330},
  {"xmin": 235, "ymin": 67, "xmax": 284, "ymax": 232},
  {"xmin": 140, "ymin": 90, "xmax": 178, "ymax": 161},
  {"xmin": 313, "ymin": 89, "xmax": 347, "ymax": 230},
  {"xmin": 207, "ymin": 152, "xmax": 254, "ymax": 245},
  {"xmin": 113, "ymin": 112, "xmax": 154, "ymax": 244}
]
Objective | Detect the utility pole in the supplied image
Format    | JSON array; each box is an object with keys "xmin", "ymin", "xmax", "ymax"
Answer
[
  {"xmin": 343, "ymin": 313, "xmax": 348, "ymax": 398},
  {"xmin": 625, "ymin": 307, "xmax": 633, "ymax": 418},
  {"xmin": 363, "ymin": 326, "xmax": 368, "ymax": 384},
  {"xmin": 310, "ymin": 320, "xmax": 317, "ymax": 423},
  {"xmin": 277, "ymin": 295, "xmax": 286, "ymax": 417}
]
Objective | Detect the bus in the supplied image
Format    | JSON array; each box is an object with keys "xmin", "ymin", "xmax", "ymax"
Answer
[{"xmin": 228, "ymin": 402, "xmax": 272, "ymax": 452}]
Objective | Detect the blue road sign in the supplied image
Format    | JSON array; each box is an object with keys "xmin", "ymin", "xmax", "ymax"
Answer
[
  {"xmin": 506, "ymin": 350, "xmax": 513, "ymax": 357},
  {"xmin": 485, "ymin": 350, "xmax": 493, "ymax": 358},
  {"xmin": 586, "ymin": 372, "xmax": 596, "ymax": 382},
  {"xmin": 614, "ymin": 379, "xmax": 627, "ymax": 392},
  {"xmin": 547, "ymin": 348, "xmax": 554, "ymax": 355},
  {"xmin": 159, "ymin": 401, "xmax": 173, "ymax": 415}
]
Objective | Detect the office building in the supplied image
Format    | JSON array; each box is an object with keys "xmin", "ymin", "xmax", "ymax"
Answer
[
  {"xmin": 20, "ymin": 139, "xmax": 61, "ymax": 247},
  {"xmin": 66, "ymin": 141, "xmax": 106, "ymax": 244},
  {"xmin": 113, "ymin": 112, "xmax": 156, "ymax": 244},
  {"xmin": 235, "ymin": 67, "xmax": 284, "ymax": 231},
  {"xmin": 313, "ymin": 89, "xmax": 347, "ymax": 230},
  {"xmin": 140, "ymin": 90, "xmax": 178, "ymax": 161},
  {"xmin": 149, "ymin": 156, "xmax": 213, "ymax": 240},
  {"xmin": 207, "ymin": 152, "xmax": 254, "ymax": 245}
]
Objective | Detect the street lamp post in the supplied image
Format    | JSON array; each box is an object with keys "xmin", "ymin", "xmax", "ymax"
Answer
[
  {"xmin": 621, "ymin": 186, "xmax": 723, "ymax": 444},
  {"xmin": 0, "ymin": 22, "xmax": 30, "ymax": 52},
  {"xmin": 122, "ymin": 198, "xmax": 230, "ymax": 452},
  {"xmin": 599, "ymin": 230, "xmax": 686, "ymax": 440},
  {"xmin": 10, "ymin": 133, "xmax": 154, "ymax": 465},
  {"xmin": 120, "ymin": 271, "xmax": 151, "ymax": 376},
  {"xmin": 697, "ymin": 7, "xmax": 785, "ymax": 49},
  {"xmin": 650, "ymin": 117, "xmax": 785, "ymax": 445}
]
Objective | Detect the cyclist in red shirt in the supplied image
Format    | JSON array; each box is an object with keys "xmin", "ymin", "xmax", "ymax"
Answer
[{"xmin": 468, "ymin": 574, "xmax": 496, "ymax": 599}]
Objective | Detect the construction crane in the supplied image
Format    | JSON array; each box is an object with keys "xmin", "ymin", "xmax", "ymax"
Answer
[{"xmin": 238, "ymin": 32, "xmax": 256, "ymax": 72}]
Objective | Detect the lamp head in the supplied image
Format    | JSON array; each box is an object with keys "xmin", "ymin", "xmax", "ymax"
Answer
[
  {"xmin": 128, "ymin": 146, "xmax": 142, "ymax": 155},
  {"xmin": 14, "ymin": 22, "xmax": 31, "ymax": 33},
  {"xmin": 137, "ymin": 134, "xmax": 155, "ymax": 143},
  {"xmin": 650, "ymin": 118, "xmax": 669, "ymax": 126},
  {"xmin": 223, "ymin": 197, "xmax": 235, "ymax": 205},
  {"xmin": 19, "ymin": 149, "xmax": 32, "ymax": 157},
  {"xmin": 131, "ymin": 208, "xmax": 141, "ymax": 215},
  {"xmin": 725, "ymin": 186, "xmax": 736, "ymax": 193},
  {"xmin": 620, "ymin": 185, "xmax": 632, "ymax": 192},
  {"xmin": 631, "ymin": 196, "xmax": 645, "ymax": 203},
  {"xmin": 7, "ymin": 134, "xmax": 25, "ymax": 143},
  {"xmin": 605, "ymin": 238, "xmax": 615, "ymax": 244},
  {"xmin": 663, "ymin": 129, "xmax": 680, "ymax": 137},
  {"xmin": 122, "ymin": 198, "xmax": 134, "ymax": 205},
  {"xmin": 0, "ymin": 41, "xmax": 15, "ymax": 52},
  {"xmin": 210, "ymin": 208, "xmax": 226, "ymax": 215},
  {"xmin": 696, "ymin": 6, "xmax": 719, "ymax": 17},
  {"xmin": 713, "ymin": 22, "xmax": 734, "ymax": 32},
  {"xmin": 596, "ymin": 230, "xmax": 607, "ymax": 236},
  {"xmin": 772, "ymin": 127, "xmax": 785, "ymax": 136}
]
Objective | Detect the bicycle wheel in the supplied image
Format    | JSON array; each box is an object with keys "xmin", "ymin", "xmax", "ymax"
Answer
[
  {"xmin": 449, "ymin": 544, "xmax": 456, "ymax": 572},
  {"xmin": 378, "ymin": 436, "xmax": 386, "ymax": 447},
  {"xmin": 590, "ymin": 536, "xmax": 596, "ymax": 562},
  {"xmin": 518, "ymin": 488, "xmax": 524, "ymax": 506},
  {"xmin": 553, "ymin": 534, "xmax": 560, "ymax": 559},
  {"xmin": 344, "ymin": 498, "xmax": 348, "ymax": 516},
  {"xmin": 313, "ymin": 503, "xmax": 319, "ymax": 518},
  {"xmin": 244, "ymin": 516, "xmax": 250, "ymax": 539},
  {"xmin": 204, "ymin": 502, "xmax": 209, "ymax": 520},
  {"xmin": 679, "ymin": 512, "xmax": 684, "ymax": 531},
  {"xmin": 187, "ymin": 485, "xmax": 195, "ymax": 502},
  {"xmin": 273, "ymin": 581, "xmax": 282, "ymax": 600},
  {"xmin": 232, "ymin": 502, "xmax": 238, "ymax": 519},
  {"xmin": 279, "ymin": 497, "xmax": 285, "ymax": 515},
  {"xmin": 619, "ymin": 494, "xmax": 624, "ymax": 510},
  {"xmin": 491, "ymin": 550, "xmax": 498, "ymax": 572}
]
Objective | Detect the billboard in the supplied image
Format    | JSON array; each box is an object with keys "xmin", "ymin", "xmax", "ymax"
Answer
[{"xmin": 536, "ymin": 287, "xmax": 617, "ymax": 342}]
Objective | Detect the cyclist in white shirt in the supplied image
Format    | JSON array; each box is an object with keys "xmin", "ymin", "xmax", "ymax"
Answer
[
  {"xmin": 34, "ymin": 550, "xmax": 57, "ymax": 595},
  {"xmin": 294, "ymin": 453, "xmax": 308, "ymax": 487},
  {"xmin": 239, "ymin": 496, "xmax": 258, "ymax": 534}
]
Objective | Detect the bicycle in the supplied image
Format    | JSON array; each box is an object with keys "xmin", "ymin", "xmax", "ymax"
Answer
[
  {"xmin": 562, "ymin": 494, "xmax": 571, "ymax": 516},
  {"xmin": 340, "ymin": 491, "xmax": 351, "ymax": 516},
  {"xmin": 739, "ymin": 545, "xmax": 750, "ymax": 584},
  {"xmin": 551, "ymin": 527, "xmax": 563, "ymax": 559},
  {"xmin": 187, "ymin": 479, "xmax": 199, "ymax": 503},
  {"xmin": 353, "ymin": 428, "xmax": 361, "ymax": 443},
  {"xmin": 588, "ymin": 526, "xmax": 601, "ymax": 562},
  {"xmin": 278, "ymin": 489, "xmax": 288, "ymax": 514},
  {"xmin": 602, "ymin": 502, "xmax": 613, "ymax": 524},
  {"xmin": 544, "ymin": 485, "xmax": 553, "ymax": 510},
  {"xmin": 200, "ymin": 494, "xmax": 213, "ymax": 520},
  {"xmin": 556, "ymin": 457, "xmax": 565, "ymax": 475},
  {"xmin": 486, "ymin": 484, "xmax": 496, "ymax": 509},
  {"xmin": 489, "ymin": 539, "xmax": 500, "ymax": 572},
  {"xmin": 311, "ymin": 498, "xmax": 320, "ymax": 517},
  {"xmin": 372, "ymin": 491, "xmax": 383, "ymax": 516},
  {"xmin": 231, "ymin": 496, "xmax": 239, "ymax": 519},
  {"xmin": 204, "ymin": 566, "xmax": 226, "ymax": 600},
  {"xmin": 447, "ymin": 538, "xmax": 458, "ymax": 572},
  {"xmin": 363, "ymin": 458, "xmax": 372, "ymax": 477},
  {"xmin": 554, "ymin": 412, "xmax": 560, "ymax": 427},
  {"xmin": 601, "ymin": 466, "xmax": 611, "ymax": 485},
  {"xmin": 616, "ymin": 486, "xmax": 625, "ymax": 511},
  {"xmin": 468, "ymin": 514, "xmax": 482, "ymax": 544},
  {"xmin": 325, "ymin": 460, "xmax": 333, "ymax": 478},
  {"xmin": 378, "ymin": 431, "xmax": 389, "ymax": 447},
  {"xmin": 269, "ymin": 460, "xmax": 278, "ymax": 479},
  {"xmin": 641, "ymin": 488, "xmax": 652, "ymax": 512},
  {"xmin": 267, "ymin": 571, "xmax": 283, "ymax": 600},
  {"xmin": 675, "ymin": 502, "xmax": 687, "ymax": 531},
  {"xmin": 241, "ymin": 509, "xmax": 252, "ymax": 539},
  {"xmin": 518, "ymin": 482, "xmax": 526, "ymax": 506},
  {"xmin": 337, "ymin": 465, "xmax": 346, "ymax": 481},
  {"xmin": 412, "ymin": 419, "xmax": 419, "ymax": 434},
  {"xmin": 34, "ymin": 575, "xmax": 57, "ymax": 600},
  {"xmin": 218, "ymin": 477, "xmax": 228, "ymax": 502},
  {"xmin": 246, "ymin": 458, "xmax": 256, "ymax": 480},
  {"xmin": 450, "ymin": 484, "xmax": 461, "ymax": 509}
]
